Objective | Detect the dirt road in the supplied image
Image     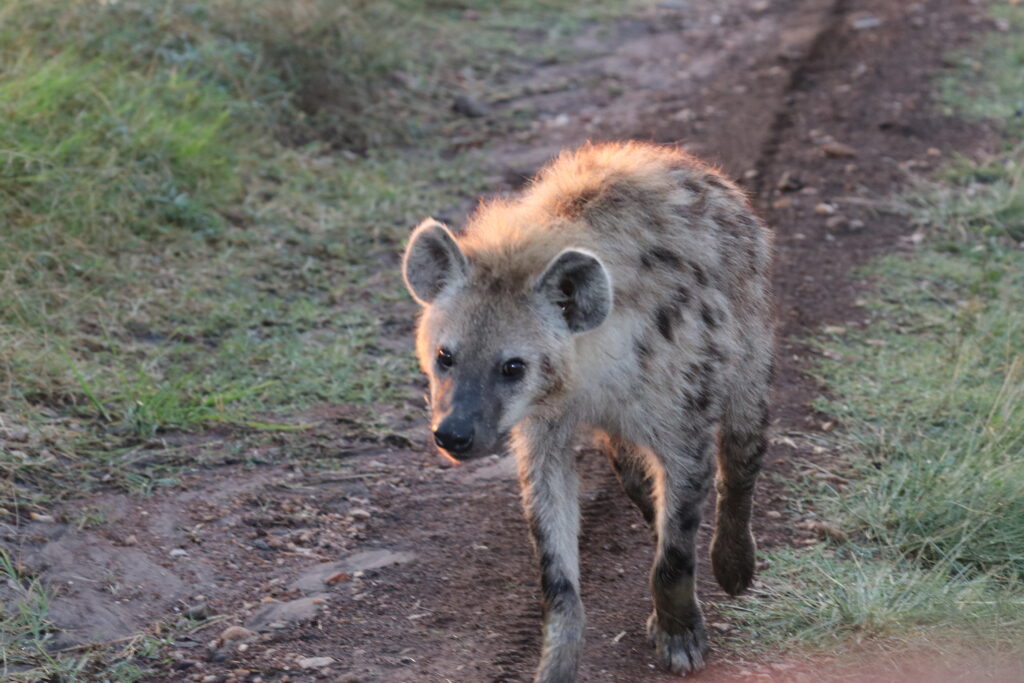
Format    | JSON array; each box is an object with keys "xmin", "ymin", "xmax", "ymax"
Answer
[{"xmin": 5, "ymin": 0, "xmax": 997, "ymax": 680}]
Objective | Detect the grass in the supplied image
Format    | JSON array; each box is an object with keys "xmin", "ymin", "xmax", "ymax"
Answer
[
  {"xmin": 0, "ymin": 0, "xmax": 632, "ymax": 517},
  {"xmin": 942, "ymin": 2, "xmax": 1024, "ymax": 137},
  {"xmin": 0, "ymin": 0, "xmax": 634, "ymax": 678},
  {"xmin": 725, "ymin": 1, "xmax": 1024, "ymax": 670}
]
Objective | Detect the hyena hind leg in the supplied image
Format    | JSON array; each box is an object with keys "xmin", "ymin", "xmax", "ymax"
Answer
[
  {"xmin": 646, "ymin": 433, "xmax": 714, "ymax": 676},
  {"xmin": 710, "ymin": 387, "xmax": 770, "ymax": 596},
  {"xmin": 599, "ymin": 432, "xmax": 655, "ymax": 527}
]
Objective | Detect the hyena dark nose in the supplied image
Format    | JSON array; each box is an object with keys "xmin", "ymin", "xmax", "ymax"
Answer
[{"xmin": 433, "ymin": 422, "xmax": 474, "ymax": 454}]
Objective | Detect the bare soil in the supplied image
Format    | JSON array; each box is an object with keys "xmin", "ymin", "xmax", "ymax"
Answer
[{"xmin": 1, "ymin": 0, "xmax": 1002, "ymax": 681}]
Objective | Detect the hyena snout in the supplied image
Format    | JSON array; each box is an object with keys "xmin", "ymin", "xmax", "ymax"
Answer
[
  {"xmin": 430, "ymin": 393, "xmax": 497, "ymax": 462},
  {"xmin": 432, "ymin": 415, "xmax": 475, "ymax": 455}
]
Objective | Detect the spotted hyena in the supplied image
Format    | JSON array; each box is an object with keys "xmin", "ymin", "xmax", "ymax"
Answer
[{"xmin": 402, "ymin": 142, "xmax": 773, "ymax": 681}]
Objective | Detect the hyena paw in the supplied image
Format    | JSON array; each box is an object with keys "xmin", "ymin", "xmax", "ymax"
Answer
[
  {"xmin": 647, "ymin": 612, "xmax": 709, "ymax": 676},
  {"xmin": 710, "ymin": 526, "xmax": 756, "ymax": 596}
]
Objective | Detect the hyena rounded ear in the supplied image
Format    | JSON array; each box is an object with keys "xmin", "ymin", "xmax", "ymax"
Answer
[
  {"xmin": 536, "ymin": 249, "xmax": 612, "ymax": 333},
  {"xmin": 402, "ymin": 218, "xmax": 469, "ymax": 306}
]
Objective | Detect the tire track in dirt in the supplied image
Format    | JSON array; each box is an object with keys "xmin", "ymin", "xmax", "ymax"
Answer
[{"xmin": 750, "ymin": 0, "xmax": 845, "ymax": 201}]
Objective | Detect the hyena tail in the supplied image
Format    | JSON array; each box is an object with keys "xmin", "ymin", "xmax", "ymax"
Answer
[{"xmin": 710, "ymin": 371, "xmax": 771, "ymax": 596}]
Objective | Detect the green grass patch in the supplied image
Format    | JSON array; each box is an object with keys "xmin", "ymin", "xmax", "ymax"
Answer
[
  {"xmin": 729, "ymin": 2, "xmax": 1024, "ymax": 665},
  {"xmin": 0, "ymin": 0, "xmax": 634, "ymax": 517},
  {"xmin": 942, "ymin": 3, "xmax": 1024, "ymax": 136}
]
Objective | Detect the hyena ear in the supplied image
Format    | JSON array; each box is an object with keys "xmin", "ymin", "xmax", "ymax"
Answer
[
  {"xmin": 402, "ymin": 218, "xmax": 469, "ymax": 305},
  {"xmin": 536, "ymin": 248, "xmax": 612, "ymax": 333}
]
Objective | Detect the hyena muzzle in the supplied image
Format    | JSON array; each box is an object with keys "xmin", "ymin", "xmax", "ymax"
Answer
[{"xmin": 402, "ymin": 141, "xmax": 774, "ymax": 682}]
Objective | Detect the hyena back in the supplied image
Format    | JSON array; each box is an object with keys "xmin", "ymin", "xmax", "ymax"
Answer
[{"xmin": 402, "ymin": 142, "xmax": 773, "ymax": 681}]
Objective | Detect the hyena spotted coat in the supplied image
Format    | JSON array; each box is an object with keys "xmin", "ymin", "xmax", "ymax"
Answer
[{"xmin": 402, "ymin": 142, "xmax": 773, "ymax": 682}]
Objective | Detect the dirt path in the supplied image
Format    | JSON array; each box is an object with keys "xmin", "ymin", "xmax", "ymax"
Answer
[{"xmin": 2, "ymin": 0, "xmax": 999, "ymax": 681}]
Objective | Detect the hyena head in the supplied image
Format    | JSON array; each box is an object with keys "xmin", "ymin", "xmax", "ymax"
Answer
[{"xmin": 402, "ymin": 218, "xmax": 612, "ymax": 461}]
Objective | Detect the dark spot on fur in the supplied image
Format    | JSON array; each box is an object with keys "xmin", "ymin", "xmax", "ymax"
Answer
[
  {"xmin": 541, "ymin": 571, "xmax": 577, "ymax": 612},
  {"xmin": 635, "ymin": 338, "xmax": 653, "ymax": 371},
  {"xmin": 675, "ymin": 286, "xmax": 690, "ymax": 306},
  {"xmin": 705, "ymin": 174, "xmax": 731, "ymax": 192},
  {"xmin": 648, "ymin": 247, "xmax": 683, "ymax": 268},
  {"xmin": 693, "ymin": 386, "xmax": 712, "ymax": 411},
  {"xmin": 690, "ymin": 262, "xmax": 708, "ymax": 287},
  {"xmin": 656, "ymin": 306, "xmax": 675, "ymax": 342},
  {"xmin": 737, "ymin": 212, "xmax": 760, "ymax": 231},
  {"xmin": 682, "ymin": 362, "xmax": 700, "ymax": 384},
  {"xmin": 700, "ymin": 303, "xmax": 717, "ymax": 328}
]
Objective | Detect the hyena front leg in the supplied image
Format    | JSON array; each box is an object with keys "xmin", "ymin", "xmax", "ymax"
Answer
[
  {"xmin": 647, "ymin": 430, "xmax": 715, "ymax": 676},
  {"xmin": 513, "ymin": 418, "xmax": 584, "ymax": 683}
]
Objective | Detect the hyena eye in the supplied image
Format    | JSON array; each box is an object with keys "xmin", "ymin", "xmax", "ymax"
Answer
[
  {"xmin": 437, "ymin": 347, "xmax": 454, "ymax": 369},
  {"xmin": 501, "ymin": 358, "xmax": 527, "ymax": 380}
]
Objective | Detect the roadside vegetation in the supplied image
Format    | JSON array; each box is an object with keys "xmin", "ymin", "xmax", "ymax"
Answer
[
  {"xmin": 0, "ymin": 0, "xmax": 625, "ymax": 513},
  {"xmin": 729, "ymin": 2, "xmax": 1024, "ymax": 672},
  {"xmin": 0, "ymin": 1, "xmax": 628, "ymax": 678}
]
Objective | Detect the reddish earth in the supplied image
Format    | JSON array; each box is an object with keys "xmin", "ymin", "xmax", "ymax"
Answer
[{"xmin": 1, "ymin": 0, "xmax": 1004, "ymax": 681}]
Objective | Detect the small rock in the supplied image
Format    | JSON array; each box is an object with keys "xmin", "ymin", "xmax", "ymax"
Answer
[
  {"xmin": 29, "ymin": 512, "xmax": 56, "ymax": 523},
  {"xmin": 776, "ymin": 171, "xmax": 803, "ymax": 192},
  {"xmin": 711, "ymin": 622, "xmax": 732, "ymax": 633},
  {"xmin": 219, "ymin": 626, "xmax": 257, "ymax": 643},
  {"xmin": 771, "ymin": 198, "xmax": 792, "ymax": 210},
  {"xmin": 170, "ymin": 548, "xmax": 189, "ymax": 558},
  {"xmin": 325, "ymin": 571, "xmax": 351, "ymax": 584},
  {"xmin": 347, "ymin": 508, "xmax": 372, "ymax": 520},
  {"xmin": 298, "ymin": 656, "xmax": 335, "ymax": 669},
  {"xmin": 820, "ymin": 140, "xmax": 858, "ymax": 158},
  {"xmin": 452, "ymin": 94, "xmax": 489, "ymax": 118},
  {"xmin": 765, "ymin": 510, "xmax": 783, "ymax": 519},
  {"xmin": 251, "ymin": 539, "xmax": 272, "ymax": 551},
  {"xmin": 850, "ymin": 13, "xmax": 882, "ymax": 30},
  {"xmin": 247, "ymin": 596, "xmax": 325, "ymax": 632},
  {"xmin": 814, "ymin": 202, "xmax": 836, "ymax": 215},
  {"xmin": 825, "ymin": 215, "xmax": 848, "ymax": 229},
  {"xmin": 121, "ymin": 534, "xmax": 138, "ymax": 546},
  {"xmin": 549, "ymin": 113, "xmax": 571, "ymax": 128},
  {"xmin": 848, "ymin": 218, "xmax": 865, "ymax": 231},
  {"xmin": 186, "ymin": 604, "xmax": 210, "ymax": 620}
]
